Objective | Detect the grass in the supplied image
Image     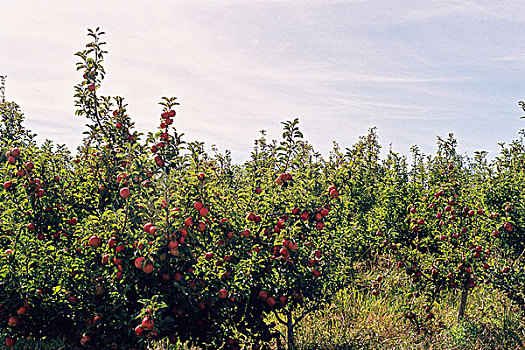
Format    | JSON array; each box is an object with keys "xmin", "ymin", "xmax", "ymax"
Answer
[{"xmin": 291, "ymin": 261, "xmax": 525, "ymax": 350}]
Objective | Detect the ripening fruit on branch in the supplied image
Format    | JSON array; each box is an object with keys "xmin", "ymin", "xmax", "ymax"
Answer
[
  {"xmin": 8, "ymin": 315, "xmax": 20, "ymax": 327},
  {"xmin": 6, "ymin": 337, "xmax": 16, "ymax": 347},
  {"xmin": 80, "ymin": 335, "xmax": 91, "ymax": 345},
  {"xmin": 266, "ymin": 297, "xmax": 276, "ymax": 307},
  {"xmin": 219, "ymin": 289, "xmax": 229, "ymax": 299},
  {"xmin": 142, "ymin": 316, "xmax": 154, "ymax": 330},
  {"xmin": 117, "ymin": 172, "xmax": 127, "ymax": 183},
  {"xmin": 88, "ymin": 236, "xmax": 100, "ymax": 247},
  {"xmin": 134, "ymin": 257, "xmax": 145, "ymax": 269},
  {"xmin": 120, "ymin": 187, "xmax": 130, "ymax": 198},
  {"xmin": 259, "ymin": 290, "xmax": 268, "ymax": 300},
  {"xmin": 68, "ymin": 296, "xmax": 78, "ymax": 305},
  {"xmin": 300, "ymin": 211, "xmax": 309, "ymax": 220},
  {"xmin": 142, "ymin": 263, "xmax": 154, "ymax": 274}
]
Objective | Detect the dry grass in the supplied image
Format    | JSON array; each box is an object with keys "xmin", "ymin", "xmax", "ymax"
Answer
[{"xmin": 292, "ymin": 263, "xmax": 525, "ymax": 350}]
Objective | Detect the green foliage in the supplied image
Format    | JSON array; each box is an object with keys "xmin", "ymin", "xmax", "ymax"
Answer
[{"xmin": 1, "ymin": 28, "xmax": 525, "ymax": 350}]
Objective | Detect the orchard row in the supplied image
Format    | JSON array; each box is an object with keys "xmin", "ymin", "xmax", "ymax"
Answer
[{"xmin": 1, "ymin": 29, "xmax": 524, "ymax": 349}]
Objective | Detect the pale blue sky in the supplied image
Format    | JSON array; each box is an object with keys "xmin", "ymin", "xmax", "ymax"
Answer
[{"xmin": 1, "ymin": 0, "xmax": 524, "ymax": 161}]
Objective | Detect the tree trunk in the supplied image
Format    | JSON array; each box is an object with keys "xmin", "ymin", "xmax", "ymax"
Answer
[
  {"xmin": 287, "ymin": 310, "xmax": 295, "ymax": 349},
  {"xmin": 457, "ymin": 283, "xmax": 469, "ymax": 320}
]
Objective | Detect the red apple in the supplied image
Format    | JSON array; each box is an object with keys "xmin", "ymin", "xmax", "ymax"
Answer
[
  {"xmin": 8, "ymin": 315, "xmax": 20, "ymax": 327},
  {"xmin": 142, "ymin": 263, "xmax": 154, "ymax": 274},
  {"xmin": 88, "ymin": 236, "xmax": 100, "ymax": 247},
  {"xmin": 6, "ymin": 337, "xmax": 15, "ymax": 347},
  {"xmin": 120, "ymin": 187, "xmax": 130, "ymax": 198},
  {"xmin": 134, "ymin": 257, "xmax": 146, "ymax": 269},
  {"xmin": 196, "ymin": 222, "xmax": 205, "ymax": 231},
  {"xmin": 329, "ymin": 189, "xmax": 339, "ymax": 198},
  {"xmin": 218, "ymin": 289, "xmax": 228, "ymax": 299},
  {"xmin": 259, "ymin": 290, "xmax": 268, "ymax": 300},
  {"xmin": 80, "ymin": 335, "xmax": 91, "ymax": 345},
  {"xmin": 266, "ymin": 297, "xmax": 276, "ymax": 307},
  {"xmin": 69, "ymin": 296, "xmax": 78, "ymax": 305},
  {"xmin": 107, "ymin": 237, "xmax": 117, "ymax": 248}
]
